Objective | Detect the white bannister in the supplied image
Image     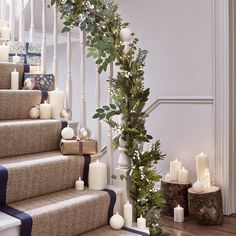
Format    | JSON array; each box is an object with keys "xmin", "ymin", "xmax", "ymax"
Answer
[
  {"xmin": 107, "ymin": 62, "xmax": 114, "ymax": 184},
  {"xmin": 29, "ymin": 0, "xmax": 35, "ymax": 42},
  {"xmin": 18, "ymin": 0, "xmax": 24, "ymax": 41},
  {"xmin": 96, "ymin": 65, "xmax": 101, "ymax": 152},
  {"xmin": 52, "ymin": 4, "xmax": 58, "ymax": 88},
  {"xmin": 66, "ymin": 31, "xmax": 72, "ymax": 112},
  {"xmin": 0, "ymin": 0, "xmax": 6, "ymax": 20},
  {"xmin": 9, "ymin": 0, "xmax": 15, "ymax": 40},
  {"xmin": 80, "ymin": 30, "xmax": 86, "ymax": 128},
  {"xmin": 41, "ymin": 0, "xmax": 46, "ymax": 73}
]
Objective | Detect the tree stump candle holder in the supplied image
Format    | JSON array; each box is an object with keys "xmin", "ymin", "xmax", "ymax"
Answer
[
  {"xmin": 188, "ymin": 186, "xmax": 223, "ymax": 225},
  {"xmin": 161, "ymin": 180, "xmax": 192, "ymax": 216}
]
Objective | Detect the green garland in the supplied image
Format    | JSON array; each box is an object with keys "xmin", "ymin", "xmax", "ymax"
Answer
[{"xmin": 51, "ymin": 0, "xmax": 167, "ymax": 234}]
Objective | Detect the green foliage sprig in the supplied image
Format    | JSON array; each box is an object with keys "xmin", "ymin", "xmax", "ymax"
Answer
[{"xmin": 51, "ymin": 1, "xmax": 167, "ymax": 234}]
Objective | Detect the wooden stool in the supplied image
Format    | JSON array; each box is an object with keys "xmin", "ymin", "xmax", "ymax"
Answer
[
  {"xmin": 161, "ymin": 180, "xmax": 192, "ymax": 216},
  {"xmin": 188, "ymin": 186, "xmax": 223, "ymax": 225}
]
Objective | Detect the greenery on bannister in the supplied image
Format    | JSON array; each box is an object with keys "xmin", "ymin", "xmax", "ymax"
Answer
[{"xmin": 51, "ymin": 0, "xmax": 167, "ymax": 234}]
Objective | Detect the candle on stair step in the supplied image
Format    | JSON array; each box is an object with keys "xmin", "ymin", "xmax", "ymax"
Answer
[
  {"xmin": 11, "ymin": 69, "xmax": 19, "ymax": 90},
  {"xmin": 49, "ymin": 89, "xmax": 64, "ymax": 120},
  {"xmin": 75, "ymin": 177, "xmax": 84, "ymax": 190},
  {"xmin": 88, "ymin": 159, "xmax": 107, "ymax": 190},
  {"xmin": 0, "ymin": 43, "xmax": 9, "ymax": 62},
  {"xmin": 137, "ymin": 215, "xmax": 146, "ymax": 229},
  {"xmin": 40, "ymin": 101, "xmax": 52, "ymax": 119},
  {"xmin": 0, "ymin": 25, "xmax": 10, "ymax": 40},
  {"xmin": 124, "ymin": 201, "xmax": 133, "ymax": 227},
  {"xmin": 13, "ymin": 54, "xmax": 21, "ymax": 64}
]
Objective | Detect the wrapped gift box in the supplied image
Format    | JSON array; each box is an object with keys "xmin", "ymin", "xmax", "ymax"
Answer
[
  {"xmin": 60, "ymin": 139, "xmax": 97, "ymax": 155},
  {"xmin": 24, "ymin": 73, "xmax": 55, "ymax": 91}
]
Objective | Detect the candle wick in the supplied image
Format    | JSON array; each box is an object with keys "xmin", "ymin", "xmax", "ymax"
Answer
[{"xmin": 116, "ymin": 212, "xmax": 119, "ymax": 215}]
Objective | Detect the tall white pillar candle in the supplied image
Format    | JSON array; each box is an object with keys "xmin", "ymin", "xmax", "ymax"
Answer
[
  {"xmin": 174, "ymin": 205, "xmax": 184, "ymax": 223},
  {"xmin": 137, "ymin": 215, "xmax": 146, "ymax": 229},
  {"xmin": 0, "ymin": 25, "xmax": 10, "ymax": 40},
  {"xmin": 40, "ymin": 101, "xmax": 52, "ymax": 119},
  {"xmin": 11, "ymin": 69, "xmax": 19, "ymax": 90},
  {"xmin": 49, "ymin": 89, "xmax": 64, "ymax": 119},
  {"xmin": 13, "ymin": 54, "xmax": 21, "ymax": 63},
  {"xmin": 124, "ymin": 201, "xmax": 133, "ymax": 227},
  {"xmin": 178, "ymin": 167, "xmax": 189, "ymax": 183},
  {"xmin": 196, "ymin": 152, "xmax": 209, "ymax": 185},
  {"xmin": 75, "ymin": 177, "xmax": 84, "ymax": 190},
  {"xmin": 170, "ymin": 159, "xmax": 182, "ymax": 181},
  {"xmin": 89, "ymin": 159, "xmax": 107, "ymax": 190},
  {"xmin": 0, "ymin": 43, "xmax": 9, "ymax": 62}
]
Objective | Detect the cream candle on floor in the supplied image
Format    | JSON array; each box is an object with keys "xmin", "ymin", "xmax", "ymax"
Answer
[
  {"xmin": 174, "ymin": 205, "xmax": 184, "ymax": 223},
  {"xmin": 124, "ymin": 201, "xmax": 133, "ymax": 227},
  {"xmin": 170, "ymin": 159, "xmax": 182, "ymax": 181},
  {"xmin": 178, "ymin": 167, "xmax": 189, "ymax": 183},
  {"xmin": 75, "ymin": 177, "xmax": 84, "ymax": 190},
  {"xmin": 196, "ymin": 152, "xmax": 209, "ymax": 185},
  {"xmin": 11, "ymin": 69, "xmax": 19, "ymax": 90},
  {"xmin": 137, "ymin": 215, "xmax": 146, "ymax": 229},
  {"xmin": 49, "ymin": 89, "xmax": 64, "ymax": 119},
  {"xmin": 40, "ymin": 101, "xmax": 52, "ymax": 119},
  {"xmin": 0, "ymin": 43, "xmax": 9, "ymax": 62},
  {"xmin": 88, "ymin": 159, "xmax": 107, "ymax": 190},
  {"xmin": 0, "ymin": 25, "xmax": 10, "ymax": 40},
  {"xmin": 13, "ymin": 54, "xmax": 21, "ymax": 63}
]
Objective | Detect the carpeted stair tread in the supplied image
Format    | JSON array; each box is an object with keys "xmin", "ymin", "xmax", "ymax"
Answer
[
  {"xmin": 9, "ymin": 188, "xmax": 112, "ymax": 236},
  {"xmin": 0, "ymin": 119, "xmax": 63, "ymax": 158},
  {"xmin": 0, "ymin": 63, "xmax": 24, "ymax": 89},
  {"xmin": 0, "ymin": 151, "xmax": 96, "ymax": 203},
  {"xmin": 0, "ymin": 90, "xmax": 43, "ymax": 120}
]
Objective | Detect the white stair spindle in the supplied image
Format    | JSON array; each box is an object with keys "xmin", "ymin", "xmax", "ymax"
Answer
[
  {"xmin": 52, "ymin": 4, "xmax": 58, "ymax": 88},
  {"xmin": 18, "ymin": 0, "xmax": 24, "ymax": 41},
  {"xmin": 9, "ymin": 0, "xmax": 15, "ymax": 40},
  {"xmin": 41, "ymin": 0, "xmax": 47, "ymax": 73},
  {"xmin": 66, "ymin": 31, "xmax": 72, "ymax": 113},
  {"xmin": 107, "ymin": 62, "xmax": 114, "ymax": 184},
  {"xmin": 0, "ymin": 0, "xmax": 6, "ymax": 20},
  {"xmin": 29, "ymin": 0, "xmax": 35, "ymax": 42},
  {"xmin": 80, "ymin": 31, "xmax": 86, "ymax": 128},
  {"xmin": 96, "ymin": 65, "xmax": 101, "ymax": 152}
]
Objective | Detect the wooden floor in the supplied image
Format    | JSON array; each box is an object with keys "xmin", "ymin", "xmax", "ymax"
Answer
[{"xmin": 160, "ymin": 214, "xmax": 236, "ymax": 236}]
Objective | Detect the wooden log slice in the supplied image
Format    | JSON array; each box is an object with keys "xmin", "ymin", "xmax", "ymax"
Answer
[
  {"xmin": 188, "ymin": 186, "xmax": 223, "ymax": 225},
  {"xmin": 161, "ymin": 180, "xmax": 192, "ymax": 216}
]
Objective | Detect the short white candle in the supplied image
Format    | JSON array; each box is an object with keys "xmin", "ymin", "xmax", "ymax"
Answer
[
  {"xmin": 11, "ymin": 68, "xmax": 19, "ymax": 90},
  {"xmin": 75, "ymin": 177, "xmax": 84, "ymax": 191},
  {"xmin": 203, "ymin": 168, "xmax": 211, "ymax": 188},
  {"xmin": 193, "ymin": 180, "xmax": 204, "ymax": 193},
  {"xmin": 124, "ymin": 201, "xmax": 133, "ymax": 227},
  {"xmin": 137, "ymin": 215, "xmax": 146, "ymax": 229},
  {"xmin": 0, "ymin": 43, "xmax": 9, "ymax": 62},
  {"xmin": 178, "ymin": 167, "xmax": 189, "ymax": 183},
  {"xmin": 170, "ymin": 159, "xmax": 182, "ymax": 181},
  {"xmin": 0, "ymin": 25, "xmax": 10, "ymax": 40},
  {"xmin": 174, "ymin": 205, "xmax": 184, "ymax": 223},
  {"xmin": 196, "ymin": 152, "xmax": 209, "ymax": 186},
  {"xmin": 49, "ymin": 88, "xmax": 64, "ymax": 120},
  {"xmin": 164, "ymin": 172, "xmax": 171, "ymax": 182},
  {"xmin": 40, "ymin": 101, "xmax": 52, "ymax": 119},
  {"xmin": 13, "ymin": 54, "xmax": 21, "ymax": 64},
  {"xmin": 88, "ymin": 159, "xmax": 107, "ymax": 190},
  {"xmin": 109, "ymin": 212, "xmax": 124, "ymax": 230}
]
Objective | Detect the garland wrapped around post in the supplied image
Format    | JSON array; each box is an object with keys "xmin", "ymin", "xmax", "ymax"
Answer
[{"xmin": 51, "ymin": 0, "xmax": 167, "ymax": 235}]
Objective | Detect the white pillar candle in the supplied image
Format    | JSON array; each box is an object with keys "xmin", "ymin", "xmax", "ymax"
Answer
[
  {"xmin": 13, "ymin": 53, "xmax": 21, "ymax": 63},
  {"xmin": 178, "ymin": 167, "xmax": 189, "ymax": 183},
  {"xmin": 40, "ymin": 101, "xmax": 52, "ymax": 119},
  {"xmin": 49, "ymin": 89, "xmax": 64, "ymax": 119},
  {"xmin": 137, "ymin": 215, "xmax": 146, "ymax": 229},
  {"xmin": 164, "ymin": 172, "xmax": 171, "ymax": 182},
  {"xmin": 124, "ymin": 201, "xmax": 133, "ymax": 227},
  {"xmin": 196, "ymin": 152, "xmax": 209, "ymax": 185},
  {"xmin": 174, "ymin": 205, "xmax": 184, "ymax": 223},
  {"xmin": 170, "ymin": 159, "xmax": 182, "ymax": 181},
  {"xmin": 0, "ymin": 43, "xmax": 9, "ymax": 62},
  {"xmin": 193, "ymin": 180, "xmax": 204, "ymax": 193},
  {"xmin": 75, "ymin": 177, "xmax": 84, "ymax": 191},
  {"xmin": 88, "ymin": 159, "xmax": 107, "ymax": 190},
  {"xmin": 203, "ymin": 168, "xmax": 211, "ymax": 188},
  {"xmin": 11, "ymin": 68, "xmax": 19, "ymax": 90},
  {"xmin": 0, "ymin": 25, "xmax": 10, "ymax": 40}
]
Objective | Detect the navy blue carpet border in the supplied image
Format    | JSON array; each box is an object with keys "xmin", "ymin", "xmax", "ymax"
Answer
[
  {"xmin": 83, "ymin": 155, "xmax": 91, "ymax": 187},
  {"xmin": 123, "ymin": 227, "xmax": 150, "ymax": 236},
  {"xmin": 103, "ymin": 188, "xmax": 117, "ymax": 223},
  {"xmin": 0, "ymin": 166, "xmax": 8, "ymax": 205},
  {"xmin": 61, "ymin": 120, "xmax": 68, "ymax": 129}
]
